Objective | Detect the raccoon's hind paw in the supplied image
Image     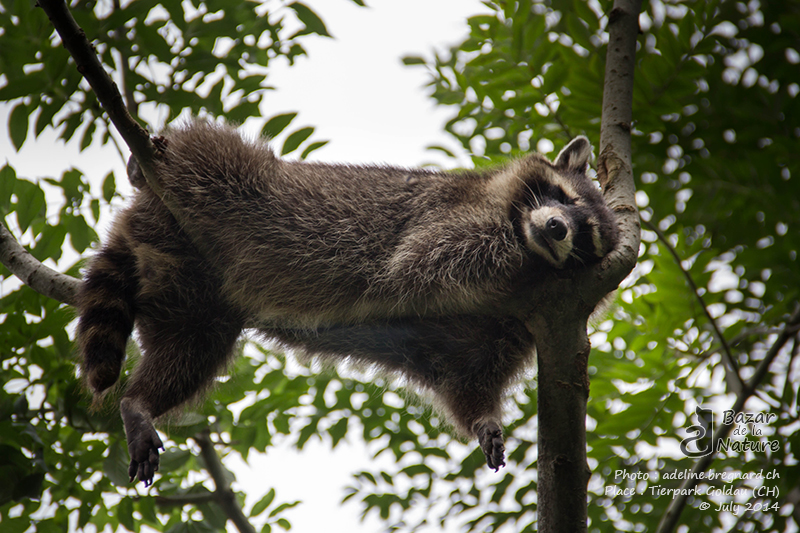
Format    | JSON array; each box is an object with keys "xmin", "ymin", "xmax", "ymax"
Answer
[
  {"xmin": 120, "ymin": 398, "xmax": 164, "ymax": 487},
  {"xmin": 476, "ymin": 420, "xmax": 506, "ymax": 471}
]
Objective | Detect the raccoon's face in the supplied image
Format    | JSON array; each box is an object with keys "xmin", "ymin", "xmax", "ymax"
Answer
[
  {"xmin": 520, "ymin": 189, "xmax": 607, "ymax": 268},
  {"xmin": 514, "ymin": 136, "xmax": 618, "ymax": 269}
]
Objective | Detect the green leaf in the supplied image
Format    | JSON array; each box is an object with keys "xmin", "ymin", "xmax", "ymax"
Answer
[
  {"xmin": 541, "ymin": 60, "xmax": 570, "ymax": 94},
  {"xmin": 261, "ymin": 113, "xmax": 297, "ymax": 138},
  {"xmin": 268, "ymin": 500, "xmax": 301, "ymax": 518},
  {"xmin": 426, "ymin": 145, "xmax": 456, "ymax": 158},
  {"xmin": 288, "ymin": 3, "xmax": 331, "ymax": 37},
  {"xmin": 0, "ymin": 517, "xmax": 31, "ymax": 533},
  {"xmin": 9, "ymin": 102, "xmax": 29, "ymax": 151},
  {"xmin": 328, "ymin": 417, "xmax": 348, "ymax": 447},
  {"xmin": 299, "ymin": 140, "xmax": 328, "ymax": 160},
  {"xmin": 102, "ymin": 171, "xmax": 116, "ymax": 202},
  {"xmin": 573, "ymin": 0, "xmax": 599, "ymax": 29},
  {"xmin": 90, "ymin": 198, "xmax": 100, "ymax": 224},
  {"xmin": 159, "ymin": 448, "xmax": 192, "ymax": 472},
  {"xmin": 80, "ymin": 119, "xmax": 96, "ymax": 151},
  {"xmin": 251, "ymin": 488, "xmax": 276, "ymax": 517},
  {"xmin": 200, "ymin": 496, "xmax": 229, "ymax": 529},
  {"xmin": 0, "ymin": 71, "xmax": 49, "ymax": 101},
  {"xmin": 13, "ymin": 180, "xmax": 45, "ymax": 233},
  {"xmin": 564, "ymin": 13, "xmax": 593, "ymax": 50},
  {"xmin": 35, "ymin": 100, "xmax": 62, "ymax": 136},
  {"xmin": 103, "ymin": 440, "xmax": 132, "ymax": 487},
  {"xmin": 399, "ymin": 464, "xmax": 433, "ymax": 477},
  {"xmin": 281, "ymin": 127, "xmax": 314, "ymax": 156},
  {"xmin": 402, "ymin": 55, "xmax": 426, "ymax": 66},
  {"xmin": 0, "ymin": 164, "xmax": 17, "ymax": 213},
  {"xmin": 65, "ymin": 215, "xmax": 98, "ymax": 253},
  {"xmin": 32, "ymin": 224, "xmax": 67, "ymax": 261},
  {"xmin": 118, "ymin": 497, "xmax": 135, "ymax": 531}
]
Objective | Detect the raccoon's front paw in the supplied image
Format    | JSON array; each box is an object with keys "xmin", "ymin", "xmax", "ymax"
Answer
[
  {"xmin": 120, "ymin": 398, "xmax": 164, "ymax": 487},
  {"xmin": 476, "ymin": 420, "xmax": 506, "ymax": 471}
]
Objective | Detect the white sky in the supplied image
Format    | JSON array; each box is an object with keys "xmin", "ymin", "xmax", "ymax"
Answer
[
  {"xmin": 1, "ymin": 1, "xmax": 491, "ymax": 532},
  {"xmin": 259, "ymin": 0, "xmax": 482, "ymax": 168}
]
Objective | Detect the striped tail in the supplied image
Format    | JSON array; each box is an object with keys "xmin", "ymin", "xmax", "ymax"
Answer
[{"xmin": 76, "ymin": 232, "xmax": 138, "ymax": 396}]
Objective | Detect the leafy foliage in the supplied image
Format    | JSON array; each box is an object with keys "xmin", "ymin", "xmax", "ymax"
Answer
[
  {"xmin": 0, "ymin": 0, "xmax": 329, "ymax": 156},
  {"xmin": 0, "ymin": 1, "xmax": 349, "ymax": 531},
  {"xmin": 1, "ymin": 0, "xmax": 799, "ymax": 532}
]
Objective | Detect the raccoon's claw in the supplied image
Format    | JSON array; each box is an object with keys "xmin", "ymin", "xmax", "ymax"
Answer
[
  {"xmin": 120, "ymin": 398, "xmax": 164, "ymax": 486},
  {"xmin": 128, "ymin": 440, "xmax": 163, "ymax": 487},
  {"xmin": 476, "ymin": 421, "xmax": 506, "ymax": 471}
]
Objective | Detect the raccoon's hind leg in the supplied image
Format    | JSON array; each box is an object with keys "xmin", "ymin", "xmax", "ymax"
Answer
[
  {"xmin": 270, "ymin": 316, "xmax": 534, "ymax": 470},
  {"xmin": 121, "ymin": 274, "xmax": 244, "ymax": 486},
  {"xmin": 427, "ymin": 317, "xmax": 533, "ymax": 470},
  {"xmin": 77, "ymin": 230, "xmax": 138, "ymax": 397}
]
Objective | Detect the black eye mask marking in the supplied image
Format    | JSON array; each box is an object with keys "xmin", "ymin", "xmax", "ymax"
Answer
[{"xmin": 522, "ymin": 182, "xmax": 573, "ymax": 208}]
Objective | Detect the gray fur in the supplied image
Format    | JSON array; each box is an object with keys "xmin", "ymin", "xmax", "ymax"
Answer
[{"xmin": 76, "ymin": 120, "xmax": 618, "ymax": 484}]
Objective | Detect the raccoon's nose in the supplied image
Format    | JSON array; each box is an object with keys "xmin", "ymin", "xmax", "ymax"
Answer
[{"xmin": 545, "ymin": 217, "xmax": 568, "ymax": 241}]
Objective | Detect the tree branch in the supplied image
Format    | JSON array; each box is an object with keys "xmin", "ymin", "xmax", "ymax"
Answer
[
  {"xmin": 36, "ymin": 0, "xmax": 155, "ymax": 188},
  {"xmin": 149, "ymin": 492, "xmax": 219, "ymax": 508},
  {"xmin": 36, "ymin": 0, "xmax": 208, "ymax": 255},
  {"xmin": 597, "ymin": 0, "xmax": 642, "ymax": 290},
  {"xmin": 656, "ymin": 304, "xmax": 800, "ymax": 533},
  {"xmin": 194, "ymin": 430, "xmax": 256, "ymax": 533},
  {"xmin": 0, "ymin": 220, "xmax": 79, "ymax": 306}
]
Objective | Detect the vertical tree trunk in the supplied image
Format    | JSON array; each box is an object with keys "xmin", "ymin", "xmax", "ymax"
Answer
[
  {"xmin": 534, "ymin": 310, "xmax": 593, "ymax": 533},
  {"xmin": 535, "ymin": 0, "xmax": 641, "ymax": 531}
]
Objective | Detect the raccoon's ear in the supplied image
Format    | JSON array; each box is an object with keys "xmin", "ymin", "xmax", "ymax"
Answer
[{"xmin": 554, "ymin": 136, "xmax": 592, "ymax": 173}]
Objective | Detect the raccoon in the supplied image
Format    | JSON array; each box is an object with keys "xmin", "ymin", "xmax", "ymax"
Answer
[{"xmin": 76, "ymin": 121, "xmax": 618, "ymax": 485}]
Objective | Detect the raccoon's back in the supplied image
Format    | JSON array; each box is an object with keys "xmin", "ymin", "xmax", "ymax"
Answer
[{"xmin": 146, "ymin": 121, "xmax": 527, "ymax": 325}]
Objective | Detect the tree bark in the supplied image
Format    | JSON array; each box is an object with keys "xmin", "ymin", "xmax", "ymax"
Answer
[
  {"xmin": 533, "ymin": 308, "xmax": 593, "ymax": 532},
  {"xmin": 0, "ymin": 220, "xmax": 79, "ymax": 306},
  {"xmin": 534, "ymin": 1, "xmax": 641, "ymax": 531}
]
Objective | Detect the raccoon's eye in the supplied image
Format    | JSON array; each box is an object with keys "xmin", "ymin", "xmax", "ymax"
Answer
[
  {"xmin": 552, "ymin": 186, "xmax": 572, "ymax": 205},
  {"xmin": 545, "ymin": 217, "xmax": 568, "ymax": 241}
]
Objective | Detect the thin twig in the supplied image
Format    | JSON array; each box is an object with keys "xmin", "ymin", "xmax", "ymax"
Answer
[
  {"xmin": 643, "ymin": 217, "xmax": 743, "ymax": 395},
  {"xmin": 148, "ymin": 492, "xmax": 218, "ymax": 507},
  {"xmin": 195, "ymin": 430, "xmax": 256, "ymax": 533},
  {"xmin": 696, "ymin": 325, "xmax": 780, "ymax": 361}
]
